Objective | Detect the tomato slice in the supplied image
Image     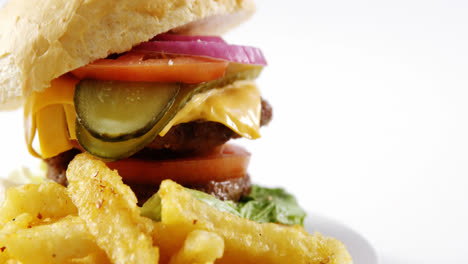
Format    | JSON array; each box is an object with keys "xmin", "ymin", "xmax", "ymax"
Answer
[
  {"xmin": 106, "ymin": 144, "xmax": 250, "ymax": 185},
  {"xmin": 71, "ymin": 52, "xmax": 228, "ymax": 83}
]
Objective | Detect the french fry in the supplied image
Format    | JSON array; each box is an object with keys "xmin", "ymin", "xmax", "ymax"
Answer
[
  {"xmin": 66, "ymin": 153, "xmax": 158, "ymax": 264},
  {"xmin": 168, "ymin": 230, "xmax": 224, "ymax": 264},
  {"xmin": 0, "ymin": 182, "xmax": 77, "ymax": 226},
  {"xmin": 0, "ymin": 213, "xmax": 34, "ymax": 263},
  {"xmin": 0, "ymin": 215, "xmax": 109, "ymax": 264},
  {"xmin": 155, "ymin": 180, "xmax": 353, "ymax": 264},
  {"xmin": 0, "ymin": 213, "xmax": 34, "ymax": 235},
  {"xmin": 5, "ymin": 260, "xmax": 21, "ymax": 264},
  {"xmin": 0, "ymin": 153, "xmax": 352, "ymax": 264},
  {"xmin": 67, "ymin": 251, "xmax": 112, "ymax": 264}
]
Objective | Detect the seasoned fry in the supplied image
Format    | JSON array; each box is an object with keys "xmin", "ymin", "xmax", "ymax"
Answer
[
  {"xmin": 0, "ymin": 182, "xmax": 77, "ymax": 226},
  {"xmin": 0, "ymin": 154, "xmax": 352, "ymax": 264},
  {"xmin": 66, "ymin": 153, "xmax": 158, "ymax": 264},
  {"xmin": 67, "ymin": 251, "xmax": 112, "ymax": 264},
  {"xmin": 155, "ymin": 180, "xmax": 353, "ymax": 264},
  {"xmin": 0, "ymin": 215, "xmax": 109, "ymax": 264},
  {"xmin": 5, "ymin": 260, "xmax": 21, "ymax": 264},
  {"xmin": 168, "ymin": 230, "xmax": 224, "ymax": 264},
  {"xmin": 0, "ymin": 213, "xmax": 34, "ymax": 235},
  {"xmin": 0, "ymin": 213, "xmax": 35, "ymax": 263}
]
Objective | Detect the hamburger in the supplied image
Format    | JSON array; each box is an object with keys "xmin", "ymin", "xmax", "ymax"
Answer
[
  {"xmin": 0, "ymin": 0, "xmax": 353, "ymax": 263},
  {"xmin": 2, "ymin": 0, "xmax": 272, "ymax": 206},
  {"xmin": 1, "ymin": 0, "xmax": 282, "ymax": 212}
]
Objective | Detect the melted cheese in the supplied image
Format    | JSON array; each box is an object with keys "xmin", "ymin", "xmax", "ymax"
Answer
[
  {"xmin": 24, "ymin": 76, "xmax": 79, "ymax": 158},
  {"xmin": 25, "ymin": 77, "xmax": 262, "ymax": 159},
  {"xmin": 160, "ymin": 80, "xmax": 261, "ymax": 139},
  {"xmin": 36, "ymin": 104, "xmax": 74, "ymax": 158}
]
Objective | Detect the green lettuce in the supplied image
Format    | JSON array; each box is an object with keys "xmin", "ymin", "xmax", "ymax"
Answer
[
  {"xmin": 140, "ymin": 185, "xmax": 306, "ymax": 226},
  {"xmin": 139, "ymin": 192, "xmax": 163, "ymax": 221},
  {"xmin": 237, "ymin": 185, "xmax": 307, "ymax": 226}
]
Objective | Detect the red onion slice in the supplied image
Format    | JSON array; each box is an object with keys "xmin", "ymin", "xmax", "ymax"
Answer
[
  {"xmin": 153, "ymin": 34, "xmax": 226, "ymax": 43},
  {"xmin": 135, "ymin": 40, "xmax": 267, "ymax": 66}
]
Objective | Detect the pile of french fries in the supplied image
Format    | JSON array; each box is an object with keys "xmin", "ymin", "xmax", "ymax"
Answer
[{"xmin": 0, "ymin": 153, "xmax": 352, "ymax": 264}]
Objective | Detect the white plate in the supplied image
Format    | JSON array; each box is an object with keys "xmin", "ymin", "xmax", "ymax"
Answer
[{"xmin": 305, "ymin": 213, "xmax": 379, "ymax": 264}]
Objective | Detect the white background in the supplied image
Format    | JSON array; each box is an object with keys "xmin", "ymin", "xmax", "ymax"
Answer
[{"xmin": 2, "ymin": 0, "xmax": 468, "ymax": 263}]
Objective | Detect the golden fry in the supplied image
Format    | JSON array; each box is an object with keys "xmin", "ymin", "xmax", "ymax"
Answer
[
  {"xmin": 67, "ymin": 153, "xmax": 158, "ymax": 264},
  {"xmin": 0, "ymin": 213, "xmax": 32, "ymax": 263},
  {"xmin": 66, "ymin": 251, "xmax": 112, "ymax": 264},
  {"xmin": 0, "ymin": 182, "xmax": 77, "ymax": 226},
  {"xmin": 0, "ymin": 215, "xmax": 109, "ymax": 264},
  {"xmin": 156, "ymin": 180, "xmax": 353, "ymax": 264},
  {"xmin": 0, "ymin": 153, "xmax": 352, "ymax": 264},
  {"xmin": 168, "ymin": 230, "xmax": 224, "ymax": 264}
]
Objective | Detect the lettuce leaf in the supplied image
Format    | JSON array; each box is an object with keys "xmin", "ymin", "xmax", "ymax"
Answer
[
  {"xmin": 238, "ymin": 185, "xmax": 306, "ymax": 226},
  {"xmin": 139, "ymin": 192, "xmax": 163, "ymax": 221},
  {"xmin": 141, "ymin": 185, "xmax": 306, "ymax": 226}
]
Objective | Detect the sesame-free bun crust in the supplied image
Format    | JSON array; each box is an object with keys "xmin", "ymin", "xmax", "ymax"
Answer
[{"xmin": 0, "ymin": 0, "xmax": 255, "ymax": 110}]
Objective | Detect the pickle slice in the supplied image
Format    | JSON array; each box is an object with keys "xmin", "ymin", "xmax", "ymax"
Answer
[
  {"xmin": 76, "ymin": 86, "xmax": 196, "ymax": 161},
  {"xmin": 75, "ymin": 64, "xmax": 264, "ymax": 161},
  {"xmin": 74, "ymin": 80, "xmax": 180, "ymax": 141}
]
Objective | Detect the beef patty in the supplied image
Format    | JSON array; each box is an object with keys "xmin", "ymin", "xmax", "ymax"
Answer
[
  {"xmin": 145, "ymin": 98, "xmax": 272, "ymax": 154},
  {"xmin": 128, "ymin": 174, "xmax": 251, "ymax": 205}
]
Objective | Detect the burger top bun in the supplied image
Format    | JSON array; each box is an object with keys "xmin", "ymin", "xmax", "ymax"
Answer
[{"xmin": 0, "ymin": 0, "xmax": 255, "ymax": 110}]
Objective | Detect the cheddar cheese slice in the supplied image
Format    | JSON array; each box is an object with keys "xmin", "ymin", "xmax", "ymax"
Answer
[{"xmin": 25, "ymin": 77, "xmax": 262, "ymax": 159}]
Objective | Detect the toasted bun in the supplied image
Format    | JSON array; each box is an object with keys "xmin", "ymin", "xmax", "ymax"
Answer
[{"xmin": 0, "ymin": 0, "xmax": 255, "ymax": 110}]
